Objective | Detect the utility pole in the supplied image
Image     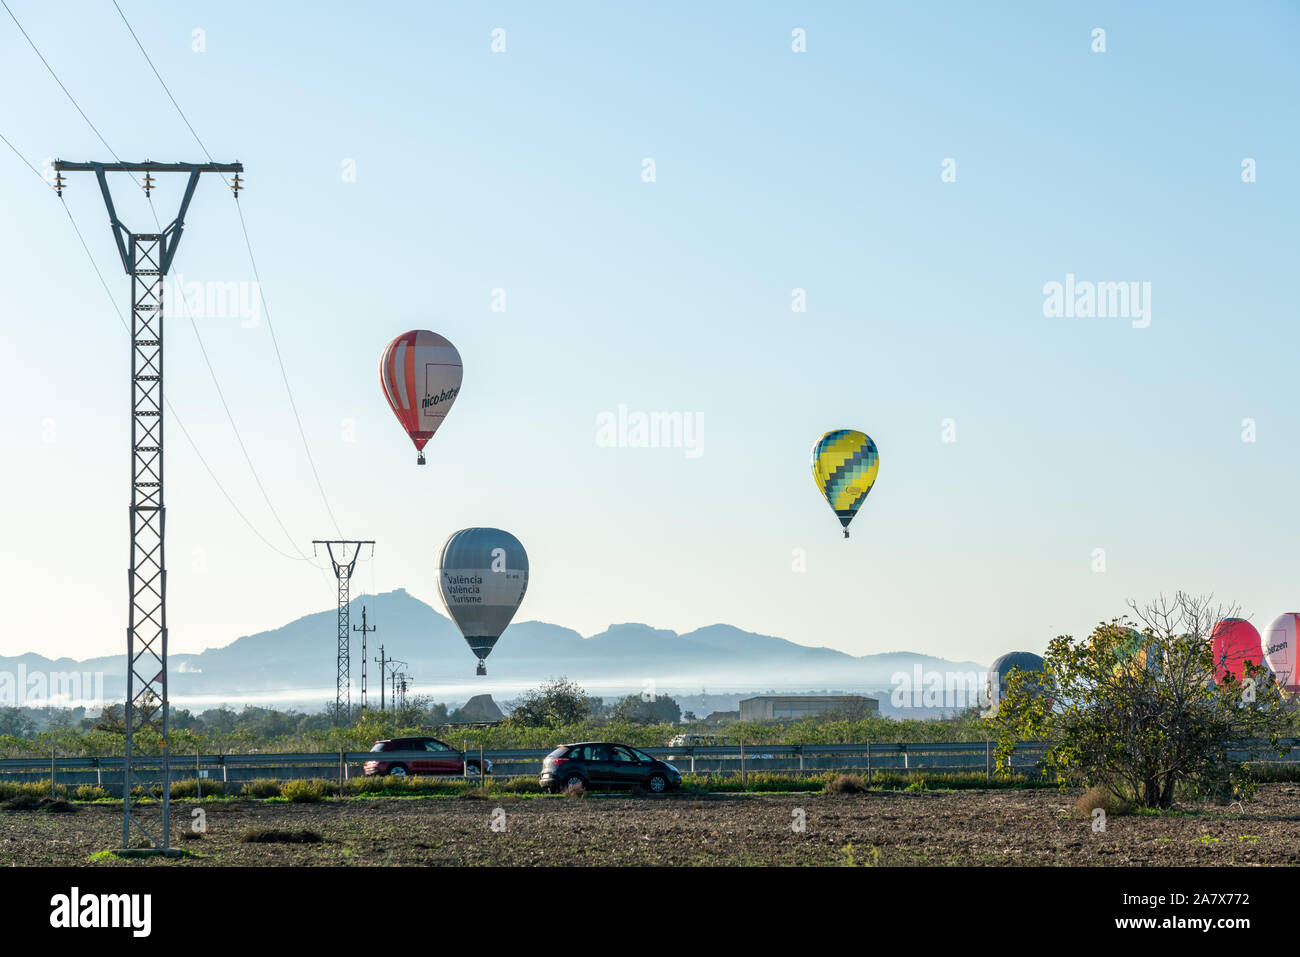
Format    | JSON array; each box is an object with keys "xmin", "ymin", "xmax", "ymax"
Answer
[
  {"xmin": 353, "ymin": 605, "xmax": 375, "ymax": 712},
  {"xmin": 311, "ymin": 540, "xmax": 374, "ymax": 725},
  {"xmin": 374, "ymin": 645, "xmax": 386, "ymax": 712},
  {"xmin": 393, "ymin": 668, "xmax": 411, "ymax": 710},
  {"xmin": 53, "ymin": 159, "xmax": 242, "ymax": 854}
]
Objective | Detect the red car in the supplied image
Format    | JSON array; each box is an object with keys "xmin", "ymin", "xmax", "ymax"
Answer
[{"xmin": 363, "ymin": 737, "xmax": 490, "ymax": 777}]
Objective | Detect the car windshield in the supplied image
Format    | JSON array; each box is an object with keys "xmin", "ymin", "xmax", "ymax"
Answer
[
  {"xmin": 631, "ymin": 748, "xmax": 654, "ymax": 762},
  {"xmin": 369, "ymin": 743, "xmax": 386, "ymax": 753}
]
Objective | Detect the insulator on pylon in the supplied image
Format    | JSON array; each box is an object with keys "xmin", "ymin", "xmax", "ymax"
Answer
[
  {"xmin": 230, "ymin": 173, "xmax": 243, "ymax": 196},
  {"xmin": 141, "ymin": 172, "xmax": 155, "ymax": 197},
  {"xmin": 53, "ymin": 171, "xmax": 66, "ymax": 197}
]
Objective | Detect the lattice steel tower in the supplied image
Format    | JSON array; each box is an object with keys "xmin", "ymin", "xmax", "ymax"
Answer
[
  {"xmin": 313, "ymin": 540, "xmax": 374, "ymax": 723},
  {"xmin": 53, "ymin": 160, "xmax": 242, "ymax": 852}
]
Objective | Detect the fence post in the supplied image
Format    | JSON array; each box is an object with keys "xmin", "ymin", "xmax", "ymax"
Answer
[
  {"xmin": 95, "ymin": 756, "xmax": 102, "ymax": 788},
  {"xmin": 479, "ymin": 743, "xmax": 485, "ymax": 784},
  {"xmin": 689, "ymin": 747, "xmax": 695, "ymax": 775},
  {"xmin": 50, "ymin": 745, "xmax": 56, "ymax": 798},
  {"xmin": 220, "ymin": 751, "xmax": 227, "ymax": 784},
  {"xmin": 740, "ymin": 740, "xmax": 746, "ymax": 788},
  {"xmin": 463, "ymin": 738, "xmax": 468, "ymax": 780},
  {"xmin": 985, "ymin": 740, "xmax": 991, "ymax": 783},
  {"xmin": 866, "ymin": 742, "xmax": 872, "ymax": 785},
  {"xmin": 798, "ymin": 744, "xmax": 804, "ymax": 775},
  {"xmin": 197, "ymin": 749, "xmax": 202, "ymax": 800},
  {"xmin": 338, "ymin": 750, "xmax": 345, "ymax": 798}
]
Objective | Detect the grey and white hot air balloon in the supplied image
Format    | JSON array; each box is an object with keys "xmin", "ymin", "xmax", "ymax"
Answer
[{"xmin": 437, "ymin": 528, "xmax": 529, "ymax": 675}]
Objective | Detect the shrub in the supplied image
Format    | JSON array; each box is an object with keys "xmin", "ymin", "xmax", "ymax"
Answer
[
  {"xmin": 239, "ymin": 828, "xmax": 322, "ymax": 844},
  {"xmin": 1, "ymin": 795, "xmax": 76, "ymax": 813},
  {"xmin": 1076, "ymin": 785, "xmax": 1132, "ymax": 818},
  {"xmin": 0, "ymin": 781, "xmax": 67, "ymax": 801},
  {"xmin": 74, "ymin": 785, "xmax": 109, "ymax": 802},
  {"xmin": 170, "ymin": 778, "xmax": 224, "ymax": 799},
  {"xmin": 825, "ymin": 774, "xmax": 869, "ymax": 794},
  {"xmin": 240, "ymin": 778, "xmax": 284, "ymax": 799},
  {"xmin": 280, "ymin": 779, "xmax": 331, "ymax": 803}
]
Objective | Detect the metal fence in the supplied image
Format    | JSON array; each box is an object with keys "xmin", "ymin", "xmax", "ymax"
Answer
[{"xmin": 2, "ymin": 738, "xmax": 1295, "ymax": 794}]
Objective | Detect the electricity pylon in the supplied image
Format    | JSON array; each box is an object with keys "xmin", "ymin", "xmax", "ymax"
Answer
[
  {"xmin": 312, "ymin": 540, "xmax": 374, "ymax": 723},
  {"xmin": 53, "ymin": 159, "xmax": 242, "ymax": 853},
  {"xmin": 353, "ymin": 605, "xmax": 376, "ymax": 711}
]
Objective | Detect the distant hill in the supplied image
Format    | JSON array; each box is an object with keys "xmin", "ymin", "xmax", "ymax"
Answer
[{"xmin": 0, "ymin": 589, "xmax": 988, "ymax": 713}]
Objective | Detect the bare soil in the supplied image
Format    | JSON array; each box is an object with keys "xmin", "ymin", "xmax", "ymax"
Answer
[{"xmin": 4, "ymin": 784, "xmax": 1300, "ymax": 866}]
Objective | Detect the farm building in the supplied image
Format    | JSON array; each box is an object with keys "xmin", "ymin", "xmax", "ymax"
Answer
[{"xmin": 739, "ymin": 695, "xmax": 878, "ymax": 721}]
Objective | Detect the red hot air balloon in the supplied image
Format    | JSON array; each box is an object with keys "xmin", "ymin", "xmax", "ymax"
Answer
[
  {"xmin": 379, "ymin": 330, "xmax": 463, "ymax": 464},
  {"xmin": 1209, "ymin": 618, "xmax": 1263, "ymax": 684}
]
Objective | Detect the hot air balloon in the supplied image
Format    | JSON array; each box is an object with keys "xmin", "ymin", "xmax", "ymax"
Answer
[
  {"xmin": 1261, "ymin": 613, "xmax": 1300, "ymax": 694},
  {"xmin": 379, "ymin": 330, "xmax": 462, "ymax": 464},
  {"xmin": 1209, "ymin": 618, "xmax": 1263, "ymax": 684},
  {"xmin": 811, "ymin": 429, "xmax": 879, "ymax": 538},
  {"xmin": 1112, "ymin": 627, "xmax": 1162, "ymax": 678},
  {"xmin": 985, "ymin": 651, "xmax": 1046, "ymax": 714},
  {"xmin": 437, "ymin": 528, "xmax": 528, "ymax": 676}
]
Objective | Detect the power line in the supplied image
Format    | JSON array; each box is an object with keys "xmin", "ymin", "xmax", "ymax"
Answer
[
  {"xmin": 111, "ymin": 0, "xmax": 212, "ymax": 159},
  {"xmin": 2, "ymin": 1, "xmax": 333, "ymax": 558},
  {"xmin": 2, "ymin": 129, "xmax": 316, "ymax": 564},
  {"xmin": 2, "ymin": 1, "xmax": 118, "ymax": 160},
  {"xmin": 147, "ymin": 194, "xmax": 321, "ymax": 565},
  {"xmin": 112, "ymin": 0, "xmax": 346, "ymax": 538}
]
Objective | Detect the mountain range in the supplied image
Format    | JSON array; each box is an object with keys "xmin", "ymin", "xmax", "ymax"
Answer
[{"xmin": 0, "ymin": 589, "xmax": 987, "ymax": 714}]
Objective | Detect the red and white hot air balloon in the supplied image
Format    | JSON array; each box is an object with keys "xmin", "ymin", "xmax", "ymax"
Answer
[
  {"xmin": 379, "ymin": 330, "xmax": 462, "ymax": 464},
  {"xmin": 1208, "ymin": 618, "xmax": 1263, "ymax": 684},
  {"xmin": 1260, "ymin": 613, "xmax": 1300, "ymax": 694}
]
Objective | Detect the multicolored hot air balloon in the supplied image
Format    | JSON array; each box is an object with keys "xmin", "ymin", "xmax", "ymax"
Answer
[
  {"xmin": 1209, "ymin": 618, "xmax": 1263, "ymax": 684},
  {"xmin": 1113, "ymin": 627, "xmax": 1162, "ymax": 678},
  {"xmin": 379, "ymin": 330, "xmax": 462, "ymax": 464},
  {"xmin": 437, "ymin": 528, "xmax": 529, "ymax": 676},
  {"xmin": 1261, "ymin": 613, "xmax": 1300, "ymax": 694},
  {"xmin": 811, "ymin": 429, "xmax": 879, "ymax": 538}
]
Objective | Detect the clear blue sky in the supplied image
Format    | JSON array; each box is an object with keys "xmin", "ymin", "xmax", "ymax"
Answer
[{"xmin": 1, "ymin": 1, "xmax": 1297, "ymax": 667}]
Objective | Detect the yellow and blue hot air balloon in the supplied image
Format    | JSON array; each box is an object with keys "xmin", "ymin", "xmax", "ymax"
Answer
[{"xmin": 812, "ymin": 429, "xmax": 879, "ymax": 538}]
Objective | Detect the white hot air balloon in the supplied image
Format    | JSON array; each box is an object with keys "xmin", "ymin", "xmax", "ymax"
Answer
[
  {"xmin": 437, "ymin": 528, "xmax": 528, "ymax": 675},
  {"xmin": 1261, "ymin": 613, "xmax": 1300, "ymax": 693}
]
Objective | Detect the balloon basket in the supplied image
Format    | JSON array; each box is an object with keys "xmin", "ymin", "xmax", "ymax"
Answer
[
  {"xmin": 417, "ymin": 452, "xmax": 426, "ymax": 465},
  {"xmin": 476, "ymin": 661, "xmax": 486, "ymax": 676}
]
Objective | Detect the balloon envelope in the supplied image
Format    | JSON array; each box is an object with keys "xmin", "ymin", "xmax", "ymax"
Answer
[
  {"xmin": 811, "ymin": 429, "xmax": 879, "ymax": 537},
  {"xmin": 1261, "ymin": 613, "xmax": 1300, "ymax": 692},
  {"xmin": 437, "ymin": 528, "xmax": 528, "ymax": 673},
  {"xmin": 1209, "ymin": 618, "xmax": 1263, "ymax": 684},
  {"xmin": 986, "ymin": 651, "xmax": 1045, "ymax": 712},
  {"xmin": 380, "ymin": 330, "xmax": 462, "ymax": 461}
]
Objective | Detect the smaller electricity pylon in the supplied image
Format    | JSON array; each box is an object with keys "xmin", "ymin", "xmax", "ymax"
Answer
[
  {"xmin": 312, "ymin": 540, "xmax": 374, "ymax": 724},
  {"xmin": 353, "ymin": 605, "xmax": 375, "ymax": 712}
]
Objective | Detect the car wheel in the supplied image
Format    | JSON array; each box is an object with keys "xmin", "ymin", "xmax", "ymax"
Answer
[
  {"xmin": 647, "ymin": 773, "xmax": 667, "ymax": 794},
  {"xmin": 564, "ymin": 773, "xmax": 586, "ymax": 792},
  {"xmin": 465, "ymin": 762, "xmax": 481, "ymax": 777},
  {"xmin": 388, "ymin": 764, "xmax": 408, "ymax": 778}
]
